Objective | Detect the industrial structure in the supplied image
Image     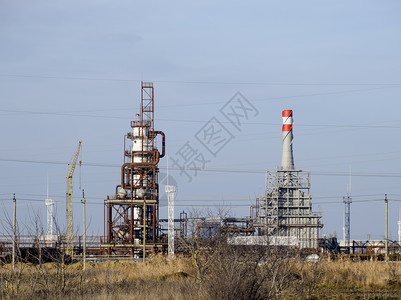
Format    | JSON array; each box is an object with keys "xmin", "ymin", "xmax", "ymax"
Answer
[
  {"xmin": 166, "ymin": 184, "xmax": 176, "ymax": 258},
  {"xmin": 4, "ymin": 103, "xmax": 401, "ymax": 262},
  {"xmin": 45, "ymin": 178, "xmax": 55, "ymax": 240},
  {"xmin": 398, "ymin": 208, "xmax": 401, "ymax": 245},
  {"xmin": 103, "ymin": 82, "xmax": 166, "ymax": 259},
  {"xmin": 342, "ymin": 172, "xmax": 352, "ymax": 247},
  {"xmin": 254, "ymin": 110, "xmax": 322, "ymax": 249},
  {"xmin": 66, "ymin": 141, "xmax": 82, "ymax": 256}
]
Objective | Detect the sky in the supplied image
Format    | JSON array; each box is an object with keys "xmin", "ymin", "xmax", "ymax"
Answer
[{"xmin": 1, "ymin": 1, "xmax": 401, "ymax": 241}]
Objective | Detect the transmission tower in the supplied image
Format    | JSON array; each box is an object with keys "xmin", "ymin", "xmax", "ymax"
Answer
[{"xmin": 343, "ymin": 169, "xmax": 352, "ymax": 247}]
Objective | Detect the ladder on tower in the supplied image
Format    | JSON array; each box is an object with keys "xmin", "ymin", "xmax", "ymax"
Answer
[{"xmin": 66, "ymin": 141, "xmax": 82, "ymax": 257}]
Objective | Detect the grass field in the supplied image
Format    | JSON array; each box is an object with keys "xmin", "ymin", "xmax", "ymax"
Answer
[{"xmin": 2, "ymin": 257, "xmax": 401, "ymax": 299}]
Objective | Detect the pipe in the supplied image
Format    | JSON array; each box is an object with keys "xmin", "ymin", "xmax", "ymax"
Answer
[
  {"xmin": 153, "ymin": 131, "xmax": 166, "ymax": 158},
  {"xmin": 115, "ymin": 184, "xmax": 121, "ymax": 196},
  {"xmin": 121, "ymin": 151, "xmax": 160, "ymax": 188}
]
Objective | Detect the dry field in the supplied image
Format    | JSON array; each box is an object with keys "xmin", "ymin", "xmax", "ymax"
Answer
[{"xmin": 2, "ymin": 257, "xmax": 401, "ymax": 299}]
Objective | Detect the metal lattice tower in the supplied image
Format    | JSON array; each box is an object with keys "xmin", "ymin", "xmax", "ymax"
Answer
[
  {"xmin": 45, "ymin": 177, "xmax": 54, "ymax": 238},
  {"xmin": 166, "ymin": 185, "xmax": 176, "ymax": 258},
  {"xmin": 343, "ymin": 195, "xmax": 352, "ymax": 246},
  {"xmin": 255, "ymin": 110, "xmax": 322, "ymax": 249},
  {"xmin": 342, "ymin": 170, "xmax": 352, "ymax": 247}
]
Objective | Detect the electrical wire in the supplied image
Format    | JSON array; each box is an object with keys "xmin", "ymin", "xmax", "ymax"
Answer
[
  {"xmin": 2, "ymin": 157, "xmax": 401, "ymax": 179},
  {"xmin": 2, "ymin": 196, "xmax": 400, "ymax": 208},
  {"xmin": 1, "ymin": 73, "xmax": 401, "ymax": 86},
  {"xmin": 3, "ymin": 107, "xmax": 401, "ymax": 130},
  {"xmin": 3, "ymin": 192, "xmax": 386, "ymax": 201}
]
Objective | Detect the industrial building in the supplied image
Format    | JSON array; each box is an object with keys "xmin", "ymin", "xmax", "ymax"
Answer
[
  {"xmin": 253, "ymin": 110, "xmax": 323, "ymax": 249},
  {"xmin": 8, "ymin": 85, "xmax": 401, "ymax": 263}
]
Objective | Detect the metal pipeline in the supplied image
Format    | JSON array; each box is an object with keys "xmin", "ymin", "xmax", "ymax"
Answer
[
  {"xmin": 121, "ymin": 151, "xmax": 160, "ymax": 188},
  {"xmin": 115, "ymin": 184, "xmax": 121, "ymax": 196},
  {"xmin": 153, "ymin": 131, "xmax": 165, "ymax": 158}
]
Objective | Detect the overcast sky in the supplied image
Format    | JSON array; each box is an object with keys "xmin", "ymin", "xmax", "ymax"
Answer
[{"xmin": 1, "ymin": 1, "xmax": 401, "ymax": 241}]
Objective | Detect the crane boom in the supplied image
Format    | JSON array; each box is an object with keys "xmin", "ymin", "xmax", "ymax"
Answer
[{"xmin": 66, "ymin": 141, "xmax": 82, "ymax": 257}]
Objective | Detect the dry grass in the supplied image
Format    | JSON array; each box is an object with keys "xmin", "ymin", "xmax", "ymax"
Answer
[
  {"xmin": 321, "ymin": 260, "xmax": 401, "ymax": 290},
  {"xmin": 2, "ymin": 257, "xmax": 401, "ymax": 299},
  {"xmin": 0, "ymin": 256, "xmax": 199, "ymax": 299},
  {"xmin": 287, "ymin": 260, "xmax": 401, "ymax": 299}
]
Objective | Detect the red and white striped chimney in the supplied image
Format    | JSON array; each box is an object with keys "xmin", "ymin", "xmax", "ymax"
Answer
[{"xmin": 281, "ymin": 110, "xmax": 294, "ymax": 170}]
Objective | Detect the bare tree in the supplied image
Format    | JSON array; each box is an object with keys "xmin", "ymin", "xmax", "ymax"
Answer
[
  {"xmin": 0, "ymin": 202, "xmax": 24, "ymax": 298},
  {"xmin": 178, "ymin": 206, "xmax": 303, "ymax": 300}
]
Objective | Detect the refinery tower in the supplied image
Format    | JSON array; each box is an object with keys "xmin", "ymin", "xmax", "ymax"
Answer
[
  {"xmin": 104, "ymin": 82, "xmax": 166, "ymax": 258},
  {"xmin": 255, "ymin": 110, "xmax": 322, "ymax": 249}
]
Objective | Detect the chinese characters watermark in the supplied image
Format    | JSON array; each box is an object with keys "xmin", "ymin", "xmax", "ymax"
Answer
[{"xmin": 171, "ymin": 92, "xmax": 259, "ymax": 182}]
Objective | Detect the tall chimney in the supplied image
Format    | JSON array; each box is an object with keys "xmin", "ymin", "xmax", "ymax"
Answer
[{"xmin": 281, "ymin": 110, "xmax": 294, "ymax": 170}]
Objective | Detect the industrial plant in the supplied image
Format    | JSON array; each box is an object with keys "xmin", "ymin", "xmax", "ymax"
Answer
[
  {"xmin": 253, "ymin": 110, "xmax": 322, "ymax": 249},
  {"xmin": 0, "ymin": 82, "xmax": 400, "ymax": 262}
]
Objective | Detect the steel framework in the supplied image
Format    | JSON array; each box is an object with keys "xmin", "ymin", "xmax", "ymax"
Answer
[
  {"xmin": 343, "ymin": 194, "xmax": 352, "ymax": 247},
  {"xmin": 255, "ymin": 169, "xmax": 322, "ymax": 249},
  {"xmin": 104, "ymin": 82, "xmax": 166, "ymax": 259},
  {"xmin": 253, "ymin": 110, "xmax": 322, "ymax": 250},
  {"xmin": 166, "ymin": 185, "xmax": 176, "ymax": 258},
  {"xmin": 45, "ymin": 177, "xmax": 55, "ymax": 239}
]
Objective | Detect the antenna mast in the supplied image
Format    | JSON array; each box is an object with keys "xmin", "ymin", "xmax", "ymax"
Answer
[{"xmin": 343, "ymin": 167, "xmax": 352, "ymax": 248}]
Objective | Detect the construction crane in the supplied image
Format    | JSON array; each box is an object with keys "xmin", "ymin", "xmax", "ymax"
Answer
[{"xmin": 66, "ymin": 141, "xmax": 82, "ymax": 257}]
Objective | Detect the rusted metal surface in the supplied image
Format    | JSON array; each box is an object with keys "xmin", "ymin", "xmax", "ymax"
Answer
[{"xmin": 103, "ymin": 82, "xmax": 167, "ymax": 258}]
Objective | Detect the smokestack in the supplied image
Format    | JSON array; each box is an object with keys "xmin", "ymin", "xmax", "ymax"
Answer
[{"xmin": 281, "ymin": 110, "xmax": 294, "ymax": 170}]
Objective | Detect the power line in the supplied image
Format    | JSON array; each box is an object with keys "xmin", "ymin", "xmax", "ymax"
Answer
[
  {"xmin": 1, "ymin": 73, "xmax": 401, "ymax": 86},
  {"xmin": 2, "ymin": 157, "xmax": 401, "ymax": 178},
  {"xmin": 1, "ymin": 192, "xmax": 385, "ymax": 202},
  {"xmin": 2, "ymin": 196, "xmax": 400, "ymax": 206},
  {"xmin": 0, "ymin": 109, "xmax": 128, "ymax": 120},
  {"xmin": 2, "ymin": 107, "xmax": 401, "ymax": 130},
  {"xmin": 158, "ymin": 118, "xmax": 401, "ymax": 129},
  {"xmin": 0, "ymin": 107, "xmax": 398, "ymax": 128}
]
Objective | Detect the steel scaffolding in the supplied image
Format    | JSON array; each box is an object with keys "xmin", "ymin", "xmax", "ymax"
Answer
[{"xmin": 255, "ymin": 169, "xmax": 322, "ymax": 249}]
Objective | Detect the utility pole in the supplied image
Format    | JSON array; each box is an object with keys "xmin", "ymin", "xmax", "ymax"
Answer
[
  {"xmin": 82, "ymin": 190, "xmax": 86, "ymax": 271},
  {"xmin": 384, "ymin": 194, "xmax": 388, "ymax": 261},
  {"xmin": 385, "ymin": 194, "xmax": 388, "ymax": 262},
  {"xmin": 12, "ymin": 193, "xmax": 16, "ymax": 271}
]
